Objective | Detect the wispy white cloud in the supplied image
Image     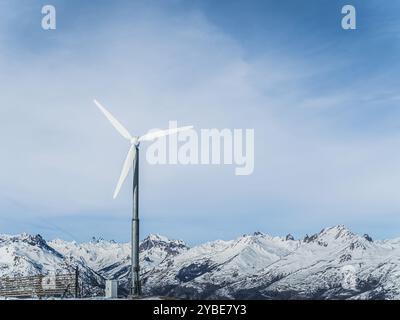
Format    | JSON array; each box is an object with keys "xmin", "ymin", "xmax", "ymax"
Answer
[{"xmin": 1, "ymin": 1, "xmax": 400, "ymax": 242}]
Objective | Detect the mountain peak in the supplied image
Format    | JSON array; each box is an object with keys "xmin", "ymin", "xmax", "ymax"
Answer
[
  {"xmin": 318, "ymin": 225, "xmax": 355, "ymax": 239},
  {"xmin": 146, "ymin": 234, "xmax": 170, "ymax": 242},
  {"xmin": 363, "ymin": 234, "xmax": 373, "ymax": 242},
  {"xmin": 140, "ymin": 234, "xmax": 188, "ymax": 254},
  {"xmin": 303, "ymin": 225, "xmax": 357, "ymax": 245},
  {"xmin": 286, "ymin": 234, "xmax": 295, "ymax": 241},
  {"xmin": 3, "ymin": 233, "xmax": 51, "ymax": 249}
]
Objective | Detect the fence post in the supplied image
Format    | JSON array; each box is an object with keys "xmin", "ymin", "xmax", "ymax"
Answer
[{"xmin": 75, "ymin": 266, "xmax": 79, "ymax": 298}]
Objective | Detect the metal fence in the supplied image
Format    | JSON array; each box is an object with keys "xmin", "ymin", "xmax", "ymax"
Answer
[{"xmin": 0, "ymin": 268, "xmax": 79, "ymax": 299}]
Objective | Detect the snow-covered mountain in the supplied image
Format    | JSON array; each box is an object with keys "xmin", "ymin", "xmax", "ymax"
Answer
[
  {"xmin": 142, "ymin": 226, "xmax": 400, "ymax": 299},
  {"xmin": 2, "ymin": 226, "xmax": 400, "ymax": 299},
  {"xmin": 49, "ymin": 234, "xmax": 188, "ymax": 295},
  {"xmin": 0, "ymin": 233, "xmax": 104, "ymax": 296}
]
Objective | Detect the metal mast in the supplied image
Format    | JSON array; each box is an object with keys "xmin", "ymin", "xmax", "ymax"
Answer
[{"xmin": 131, "ymin": 146, "xmax": 141, "ymax": 296}]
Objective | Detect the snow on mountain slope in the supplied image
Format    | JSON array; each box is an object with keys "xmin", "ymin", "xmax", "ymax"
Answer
[
  {"xmin": 49, "ymin": 237, "xmax": 130, "ymax": 272},
  {"xmin": 220, "ymin": 226, "xmax": 383, "ymax": 299},
  {"xmin": 2, "ymin": 226, "xmax": 400, "ymax": 299},
  {"xmin": 0, "ymin": 233, "xmax": 104, "ymax": 296},
  {"xmin": 143, "ymin": 231, "xmax": 300, "ymax": 298},
  {"xmin": 143, "ymin": 226, "xmax": 400, "ymax": 299},
  {"xmin": 0, "ymin": 234, "xmax": 64, "ymax": 278},
  {"xmin": 49, "ymin": 234, "xmax": 188, "ymax": 294}
]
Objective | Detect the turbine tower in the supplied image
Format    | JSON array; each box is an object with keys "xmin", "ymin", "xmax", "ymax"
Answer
[{"xmin": 94, "ymin": 99, "xmax": 193, "ymax": 297}]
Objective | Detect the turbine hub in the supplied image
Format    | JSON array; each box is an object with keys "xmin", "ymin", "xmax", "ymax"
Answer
[{"xmin": 131, "ymin": 137, "xmax": 140, "ymax": 146}]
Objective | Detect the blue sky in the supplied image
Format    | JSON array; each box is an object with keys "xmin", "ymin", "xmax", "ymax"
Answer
[{"xmin": 1, "ymin": 0, "xmax": 400, "ymax": 244}]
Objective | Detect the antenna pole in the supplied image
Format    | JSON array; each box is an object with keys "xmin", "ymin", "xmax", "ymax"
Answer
[{"xmin": 131, "ymin": 146, "xmax": 141, "ymax": 297}]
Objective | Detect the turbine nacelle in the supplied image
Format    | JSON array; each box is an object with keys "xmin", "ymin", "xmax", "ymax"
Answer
[{"xmin": 130, "ymin": 137, "xmax": 140, "ymax": 147}]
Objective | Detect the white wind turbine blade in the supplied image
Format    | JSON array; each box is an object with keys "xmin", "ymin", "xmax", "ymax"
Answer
[
  {"xmin": 113, "ymin": 145, "xmax": 136, "ymax": 199},
  {"xmin": 94, "ymin": 99, "xmax": 132, "ymax": 141},
  {"xmin": 139, "ymin": 126, "xmax": 194, "ymax": 142}
]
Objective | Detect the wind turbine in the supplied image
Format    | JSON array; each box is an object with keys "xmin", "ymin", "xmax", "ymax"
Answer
[{"xmin": 94, "ymin": 99, "xmax": 193, "ymax": 297}]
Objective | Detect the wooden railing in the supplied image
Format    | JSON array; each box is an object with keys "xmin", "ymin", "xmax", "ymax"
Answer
[{"xmin": 0, "ymin": 269, "xmax": 79, "ymax": 298}]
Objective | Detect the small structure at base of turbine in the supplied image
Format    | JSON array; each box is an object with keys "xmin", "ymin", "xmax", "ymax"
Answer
[{"xmin": 105, "ymin": 280, "xmax": 118, "ymax": 299}]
